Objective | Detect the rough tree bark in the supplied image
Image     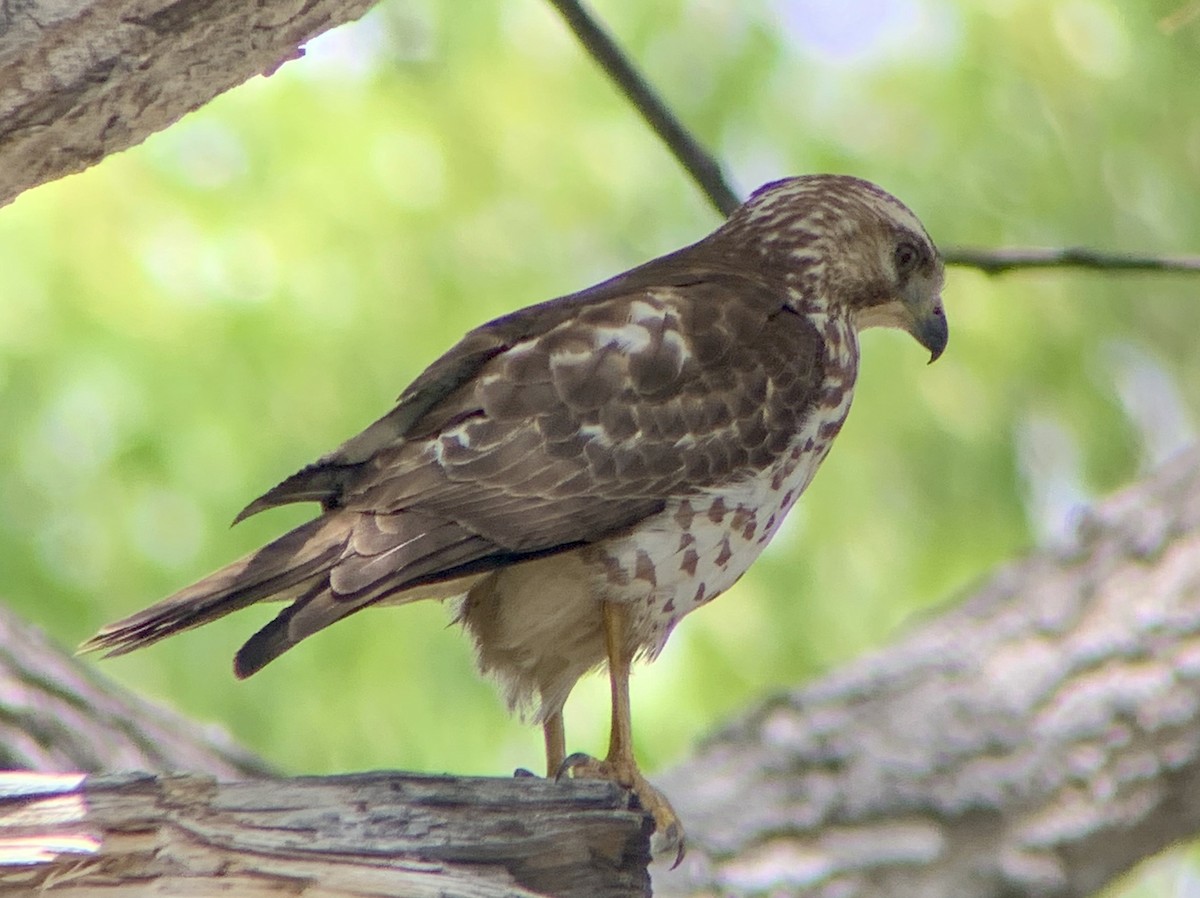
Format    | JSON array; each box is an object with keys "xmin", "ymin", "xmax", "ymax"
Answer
[
  {"xmin": 3, "ymin": 450, "xmax": 1200, "ymax": 896},
  {"xmin": 0, "ymin": 601, "xmax": 267, "ymax": 777},
  {"xmin": 0, "ymin": 605, "xmax": 651, "ymax": 896},
  {"xmin": 0, "ymin": 0, "xmax": 375, "ymax": 208},
  {"xmin": 0, "ymin": 770, "xmax": 649, "ymax": 897}
]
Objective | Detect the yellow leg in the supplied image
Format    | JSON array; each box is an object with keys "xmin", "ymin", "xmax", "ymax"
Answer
[
  {"xmin": 603, "ymin": 601, "xmax": 635, "ymax": 766},
  {"xmin": 543, "ymin": 710, "xmax": 565, "ymax": 777},
  {"xmin": 560, "ymin": 600, "xmax": 685, "ymax": 865}
]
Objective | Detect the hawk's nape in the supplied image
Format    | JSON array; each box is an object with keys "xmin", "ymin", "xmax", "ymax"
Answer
[{"xmin": 83, "ymin": 174, "xmax": 946, "ymax": 863}]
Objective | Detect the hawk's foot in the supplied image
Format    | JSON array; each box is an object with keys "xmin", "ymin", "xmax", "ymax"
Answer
[{"xmin": 557, "ymin": 751, "xmax": 685, "ymax": 867}]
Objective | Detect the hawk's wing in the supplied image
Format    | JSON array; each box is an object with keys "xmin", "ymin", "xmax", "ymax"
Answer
[
  {"xmin": 86, "ymin": 272, "xmax": 826, "ymax": 675},
  {"xmin": 254, "ymin": 272, "xmax": 825, "ymax": 551}
]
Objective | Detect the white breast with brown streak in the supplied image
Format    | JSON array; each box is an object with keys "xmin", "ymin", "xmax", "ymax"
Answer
[{"xmin": 587, "ymin": 311, "xmax": 859, "ymax": 656}]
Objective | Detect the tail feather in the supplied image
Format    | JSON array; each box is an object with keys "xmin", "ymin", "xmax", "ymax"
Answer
[
  {"xmin": 233, "ymin": 578, "xmax": 331, "ymax": 678},
  {"xmin": 81, "ymin": 515, "xmax": 353, "ymax": 659},
  {"xmin": 232, "ymin": 517, "xmax": 497, "ymax": 677},
  {"xmin": 84, "ymin": 506, "xmax": 570, "ymax": 676}
]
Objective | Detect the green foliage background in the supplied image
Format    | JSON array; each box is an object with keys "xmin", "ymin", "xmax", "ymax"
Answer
[{"xmin": 1, "ymin": 0, "xmax": 1198, "ymax": 870}]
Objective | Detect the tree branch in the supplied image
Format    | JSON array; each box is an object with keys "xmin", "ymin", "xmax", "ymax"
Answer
[
  {"xmin": 0, "ymin": 770, "xmax": 650, "ymax": 897},
  {"xmin": 6, "ymin": 0, "xmax": 1199, "ymax": 279},
  {"xmin": 546, "ymin": 0, "xmax": 1200, "ymax": 278},
  {"xmin": 9, "ymin": 449, "xmax": 1200, "ymax": 896},
  {"xmin": 654, "ymin": 446, "xmax": 1200, "ymax": 898},
  {"xmin": 0, "ymin": 0, "xmax": 376, "ymax": 209},
  {"xmin": 941, "ymin": 245, "xmax": 1200, "ymax": 274},
  {"xmin": 545, "ymin": 0, "xmax": 741, "ymax": 217}
]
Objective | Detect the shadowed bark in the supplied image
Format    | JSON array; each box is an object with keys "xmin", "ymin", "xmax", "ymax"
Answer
[{"xmin": 0, "ymin": 600, "xmax": 267, "ymax": 777}]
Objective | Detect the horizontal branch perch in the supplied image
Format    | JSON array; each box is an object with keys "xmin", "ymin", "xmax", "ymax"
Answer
[
  {"xmin": 9, "ymin": 448, "xmax": 1200, "ymax": 898},
  {"xmin": 0, "ymin": 770, "xmax": 651, "ymax": 898}
]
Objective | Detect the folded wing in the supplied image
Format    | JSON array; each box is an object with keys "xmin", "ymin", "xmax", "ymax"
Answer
[{"xmin": 85, "ymin": 270, "xmax": 824, "ymax": 675}]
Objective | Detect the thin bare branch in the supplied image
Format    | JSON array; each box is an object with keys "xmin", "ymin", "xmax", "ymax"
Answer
[
  {"xmin": 548, "ymin": 1, "xmax": 1200, "ymax": 280},
  {"xmin": 546, "ymin": 0, "xmax": 741, "ymax": 217},
  {"xmin": 943, "ymin": 245, "xmax": 1200, "ymax": 274}
]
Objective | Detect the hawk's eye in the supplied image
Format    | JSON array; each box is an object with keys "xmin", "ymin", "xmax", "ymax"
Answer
[{"xmin": 894, "ymin": 241, "xmax": 920, "ymax": 275}]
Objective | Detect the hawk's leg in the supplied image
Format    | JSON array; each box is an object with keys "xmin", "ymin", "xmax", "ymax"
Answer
[
  {"xmin": 559, "ymin": 600, "xmax": 685, "ymax": 865},
  {"xmin": 543, "ymin": 710, "xmax": 565, "ymax": 777}
]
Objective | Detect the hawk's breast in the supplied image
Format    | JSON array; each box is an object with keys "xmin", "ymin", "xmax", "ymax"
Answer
[{"xmin": 585, "ymin": 312, "xmax": 859, "ymax": 657}]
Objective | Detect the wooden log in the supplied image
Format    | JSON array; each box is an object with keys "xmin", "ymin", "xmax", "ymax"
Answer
[{"xmin": 0, "ymin": 769, "xmax": 651, "ymax": 897}]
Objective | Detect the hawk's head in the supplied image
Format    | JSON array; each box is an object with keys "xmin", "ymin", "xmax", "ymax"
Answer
[{"xmin": 721, "ymin": 174, "xmax": 947, "ymax": 362}]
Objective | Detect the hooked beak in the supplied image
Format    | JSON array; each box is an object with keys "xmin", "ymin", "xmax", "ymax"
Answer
[
  {"xmin": 900, "ymin": 272, "xmax": 948, "ymax": 363},
  {"xmin": 913, "ymin": 298, "xmax": 948, "ymax": 363}
]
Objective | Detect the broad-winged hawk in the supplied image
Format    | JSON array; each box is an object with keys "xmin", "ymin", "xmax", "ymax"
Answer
[{"xmin": 85, "ymin": 174, "xmax": 947, "ymax": 860}]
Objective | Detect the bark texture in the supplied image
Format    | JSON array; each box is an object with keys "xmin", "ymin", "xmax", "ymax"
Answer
[
  {"xmin": 0, "ymin": 770, "xmax": 650, "ymax": 897},
  {"xmin": 653, "ymin": 447, "xmax": 1200, "ymax": 897},
  {"xmin": 0, "ymin": 0, "xmax": 375, "ymax": 208}
]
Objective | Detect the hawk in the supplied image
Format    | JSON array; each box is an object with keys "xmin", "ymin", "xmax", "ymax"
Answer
[{"xmin": 84, "ymin": 174, "xmax": 946, "ymax": 861}]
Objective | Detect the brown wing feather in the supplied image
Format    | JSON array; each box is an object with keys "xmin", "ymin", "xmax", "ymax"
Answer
[
  {"xmin": 86, "ymin": 508, "xmax": 524, "ymax": 676},
  {"xmin": 339, "ymin": 275, "xmax": 823, "ymax": 548},
  {"xmin": 233, "ymin": 254, "xmax": 721, "ymax": 520},
  {"xmin": 86, "ymin": 263, "xmax": 824, "ymax": 674},
  {"xmin": 233, "ymin": 511, "xmax": 501, "ymax": 677}
]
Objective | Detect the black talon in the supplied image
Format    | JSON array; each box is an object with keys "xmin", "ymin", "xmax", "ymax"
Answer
[{"xmin": 554, "ymin": 751, "xmax": 597, "ymax": 782}]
